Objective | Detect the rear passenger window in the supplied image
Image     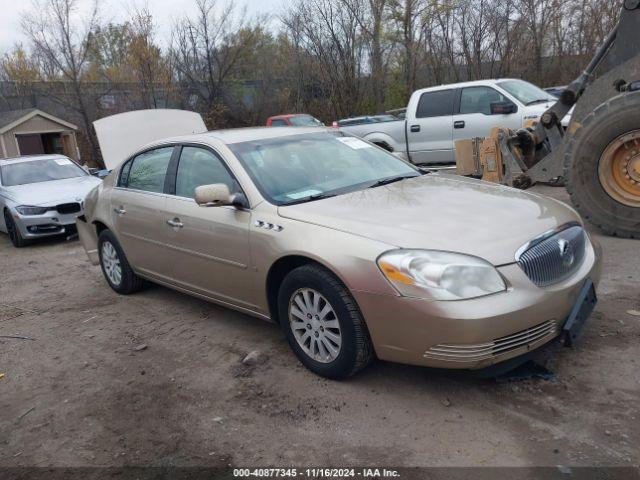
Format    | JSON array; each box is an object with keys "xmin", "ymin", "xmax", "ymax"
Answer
[
  {"xmin": 126, "ymin": 147, "xmax": 174, "ymax": 193},
  {"xmin": 416, "ymin": 90, "xmax": 455, "ymax": 118},
  {"xmin": 270, "ymin": 119, "xmax": 287, "ymax": 126},
  {"xmin": 460, "ymin": 87, "xmax": 508, "ymax": 115},
  {"xmin": 175, "ymin": 147, "xmax": 238, "ymax": 198}
]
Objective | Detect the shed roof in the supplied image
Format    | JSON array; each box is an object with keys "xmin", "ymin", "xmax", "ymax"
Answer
[{"xmin": 0, "ymin": 108, "xmax": 78, "ymax": 134}]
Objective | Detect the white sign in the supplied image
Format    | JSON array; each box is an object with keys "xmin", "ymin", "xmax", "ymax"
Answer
[{"xmin": 336, "ymin": 137, "xmax": 373, "ymax": 150}]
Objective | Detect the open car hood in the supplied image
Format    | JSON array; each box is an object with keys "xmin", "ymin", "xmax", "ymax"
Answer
[{"xmin": 94, "ymin": 109, "xmax": 207, "ymax": 170}]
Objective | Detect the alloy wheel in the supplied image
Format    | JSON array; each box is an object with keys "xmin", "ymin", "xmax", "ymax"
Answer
[
  {"xmin": 101, "ymin": 241, "xmax": 122, "ymax": 286},
  {"xmin": 288, "ymin": 288, "xmax": 342, "ymax": 363}
]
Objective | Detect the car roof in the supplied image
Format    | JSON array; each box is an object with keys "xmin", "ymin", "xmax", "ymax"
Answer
[
  {"xmin": 0, "ymin": 154, "xmax": 69, "ymax": 165},
  {"xmin": 413, "ymin": 78, "xmax": 523, "ymax": 94},
  {"xmin": 159, "ymin": 126, "xmax": 330, "ymax": 146}
]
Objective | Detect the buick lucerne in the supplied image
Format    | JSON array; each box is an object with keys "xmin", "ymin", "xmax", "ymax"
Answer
[{"xmin": 77, "ymin": 127, "xmax": 601, "ymax": 378}]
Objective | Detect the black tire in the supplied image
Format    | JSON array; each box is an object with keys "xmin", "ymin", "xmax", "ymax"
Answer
[
  {"xmin": 97, "ymin": 230, "xmax": 144, "ymax": 294},
  {"xmin": 4, "ymin": 209, "xmax": 28, "ymax": 248},
  {"xmin": 564, "ymin": 91, "xmax": 640, "ymax": 238},
  {"xmin": 278, "ymin": 264, "xmax": 374, "ymax": 379}
]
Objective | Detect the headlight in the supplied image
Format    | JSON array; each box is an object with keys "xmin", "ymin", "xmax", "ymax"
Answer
[
  {"xmin": 377, "ymin": 250, "xmax": 506, "ymax": 301},
  {"xmin": 16, "ymin": 205, "xmax": 50, "ymax": 216}
]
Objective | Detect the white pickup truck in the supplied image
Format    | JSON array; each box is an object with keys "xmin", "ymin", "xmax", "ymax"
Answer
[{"xmin": 340, "ymin": 78, "xmax": 568, "ymax": 165}]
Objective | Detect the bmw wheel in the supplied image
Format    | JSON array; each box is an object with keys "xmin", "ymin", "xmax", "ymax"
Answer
[
  {"xmin": 4, "ymin": 209, "xmax": 27, "ymax": 248},
  {"xmin": 278, "ymin": 264, "xmax": 374, "ymax": 379},
  {"xmin": 98, "ymin": 230, "xmax": 144, "ymax": 294}
]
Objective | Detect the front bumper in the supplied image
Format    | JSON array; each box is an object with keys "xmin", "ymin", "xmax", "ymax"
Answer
[
  {"xmin": 13, "ymin": 210, "xmax": 81, "ymax": 238},
  {"xmin": 353, "ymin": 239, "xmax": 602, "ymax": 370}
]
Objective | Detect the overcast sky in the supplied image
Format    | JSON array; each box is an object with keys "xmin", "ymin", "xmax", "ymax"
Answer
[{"xmin": 0, "ymin": 0, "xmax": 286, "ymax": 53}]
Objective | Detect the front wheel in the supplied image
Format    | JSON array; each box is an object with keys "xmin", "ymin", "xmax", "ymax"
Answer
[
  {"xmin": 4, "ymin": 210, "xmax": 27, "ymax": 248},
  {"xmin": 98, "ymin": 230, "xmax": 144, "ymax": 294},
  {"xmin": 278, "ymin": 264, "xmax": 374, "ymax": 379}
]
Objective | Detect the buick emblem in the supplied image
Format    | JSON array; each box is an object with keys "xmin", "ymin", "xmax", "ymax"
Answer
[{"xmin": 557, "ymin": 238, "xmax": 574, "ymax": 267}]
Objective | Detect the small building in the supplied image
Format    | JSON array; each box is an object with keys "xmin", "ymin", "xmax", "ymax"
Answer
[{"xmin": 0, "ymin": 108, "xmax": 80, "ymax": 161}]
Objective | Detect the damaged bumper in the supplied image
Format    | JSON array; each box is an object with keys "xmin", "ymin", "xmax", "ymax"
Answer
[{"xmin": 76, "ymin": 215, "xmax": 100, "ymax": 265}]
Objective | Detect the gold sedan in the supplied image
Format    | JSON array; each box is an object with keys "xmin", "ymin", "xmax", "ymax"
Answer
[{"xmin": 78, "ymin": 127, "xmax": 601, "ymax": 378}]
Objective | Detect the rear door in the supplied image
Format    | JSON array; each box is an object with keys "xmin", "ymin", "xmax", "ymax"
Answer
[
  {"xmin": 406, "ymin": 89, "xmax": 456, "ymax": 164},
  {"xmin": 452, "ymin": 86, "xmax": 522, "ymax": 143},
  {"xmin": 110, "ymin": 145, "xmax": 176, "ymax": 282},
  {"xmin": 163, "ymin": 145, "xmax": 255, "ymax": 309}
]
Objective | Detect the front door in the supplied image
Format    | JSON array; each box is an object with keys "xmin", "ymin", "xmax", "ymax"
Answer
[
  {"xmin": 452, "ymin": 86, "xmax": 522, "ymax": 144},
  {"xmin": 110, "ymin": 146, "xmax": 176, "ymax": 282},
  {"xmin": 163, "ymin": 146, "xmax": 255, "ymax": 309}
]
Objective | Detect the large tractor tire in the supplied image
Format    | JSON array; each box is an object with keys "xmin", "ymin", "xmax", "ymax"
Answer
[{"xmin": 564, "ymin": 91, "xmax": 640, "ymax": 238}]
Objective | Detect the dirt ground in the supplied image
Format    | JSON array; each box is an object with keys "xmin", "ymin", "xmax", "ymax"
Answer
[{"xmin": 1, "ymin": 185, "xmax": 639, "ymax": 469}]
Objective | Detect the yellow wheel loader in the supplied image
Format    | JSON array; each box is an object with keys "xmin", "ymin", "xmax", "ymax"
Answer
[{"xmin": 455, "ymin": 1, "xmax": 640, "ymax": 238}]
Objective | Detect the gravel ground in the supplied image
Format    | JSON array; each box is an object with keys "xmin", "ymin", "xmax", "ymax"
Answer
[{"xmin": 0, "ymin": 185, "xmax": 639, "ymax": 468}]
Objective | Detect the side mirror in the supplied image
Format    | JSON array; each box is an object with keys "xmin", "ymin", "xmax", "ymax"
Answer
[
  {"xmin": 194, "ymin": 184, "xmax": 249, "ymax": 209},
  {"xmin": 490, "ymin": 101, "xmax": 517, "ymax": 115}
]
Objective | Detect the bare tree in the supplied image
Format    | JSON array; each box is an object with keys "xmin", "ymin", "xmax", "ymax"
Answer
[
  {"xmin": 172, "ymin": 0, "xmax": 261, "ymax": 126},
  {"xmin": 283, "ymin": 0, "xmax": 367, "ymax": 118},
  {"xmin": 21, "ymin": 0, "xmax": 102, "ymax": 163}
]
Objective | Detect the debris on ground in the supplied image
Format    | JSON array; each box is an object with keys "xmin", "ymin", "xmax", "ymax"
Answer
[
  {"xmin": 213, "ymin": 417, "xmax": 224, "ymax": 424},
  {"xmin": 242, "ymin": 351, "xmax": 263, "ymax": 366},
  {"xmin": 18, "ymin": 406, "xmax": 35, "ymax": 420},
  {"xmin": 133, "ymin": 344, "xmax": 148, "ymax": 352},
  {"xmin": 0, "ymin": 335, "xmax": 35, "ymax": 341},
  {"xmin": 495, "ymin": 361, "xmax": 556, "ymax": 383},
  {"xmin": 626, "ymin": 309, "xmax": 640, "ymax": 316},
  {"xmin": 441, "ymin": 398, "xmax": 452, "ymax": 407},
  {"xmin": 0, "ymin": 373, "xmax": 4, "ymax": 380}
]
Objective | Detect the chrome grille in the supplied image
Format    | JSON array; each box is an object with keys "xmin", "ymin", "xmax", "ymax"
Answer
[
  {"xmin": 423, "ymin": 320, "xmax": 557, "ymax": 362},
  {"xmin": 517, "ymin": 225, "xmax": 586, "ymax": 287}
]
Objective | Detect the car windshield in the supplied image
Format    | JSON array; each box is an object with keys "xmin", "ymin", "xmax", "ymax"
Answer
[
  {"xmin": 288, "ymin": 115, "xmax": 323, "ymax": 127},
  {"xmin": 0, "ymin": 157, "xmax": 87, "ymax": 186},
  {"xmin": 229, "ymin": 132, "xmax": 420, "ymax": 205},
  {"xmin": 498, "ymin": 80, "xmax": 556, "ymax": 105}
]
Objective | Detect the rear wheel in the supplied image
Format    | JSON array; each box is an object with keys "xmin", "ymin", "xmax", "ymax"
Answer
[
  {"xmin": 4, "ymin": 210, "xmax": 27, "ymax": 248},
  {"xmin": 564, "ymin": 91, "xmax": 640, "ymax": 238},
  {"xmin": 98, "ymin": 230, "xmax": 144, "ymax": 294}
]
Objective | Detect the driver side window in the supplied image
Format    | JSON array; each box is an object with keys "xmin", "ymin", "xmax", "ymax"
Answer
[
  {"xmin": 460, "ymin": 87, "xmax": 509, "ymax": 115},
  {"xmin": 175, "ymin": 147, "xmax": 238, "ymax": 199}
]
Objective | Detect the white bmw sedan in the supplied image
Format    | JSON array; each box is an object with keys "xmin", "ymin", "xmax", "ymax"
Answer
[{"xmin": 0, "ymin": 154, "xmax": 102, "ymax": 247}]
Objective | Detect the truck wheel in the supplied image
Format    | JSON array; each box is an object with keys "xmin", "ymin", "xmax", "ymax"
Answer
[{"xmin": 564, "ymin": 91, "xmax": 640, "ymax": 238}]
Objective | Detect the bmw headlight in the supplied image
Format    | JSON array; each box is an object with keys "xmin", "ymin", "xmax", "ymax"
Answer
[
  {"xmin": 16, "ymin": 205, "xmax": 50, "ymax": 216},
  {"xmin": 377, "ymin": 250, "xmax": 506, "ymax": 301}
]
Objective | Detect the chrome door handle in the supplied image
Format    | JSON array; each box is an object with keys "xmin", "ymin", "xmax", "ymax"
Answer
[
  {"xmin": 114, "ymin": 206, "xmax": 126, "ymax": 215},
  {"xmin": 166, "ymin": 218, "xmax": 184, "ymax": 228}
]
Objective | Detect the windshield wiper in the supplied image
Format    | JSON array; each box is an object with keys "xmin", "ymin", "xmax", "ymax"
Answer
[
  {"xmin": 368, "ymin": 174, "xmax": 417, "ymax": 189},
  {"xmin": 525, "ymin": 98, "xmax": 553, "ymax": 106},
  {"xmin": 285, "ymin": 193, "xmax": 337, "ymax": 205}
]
